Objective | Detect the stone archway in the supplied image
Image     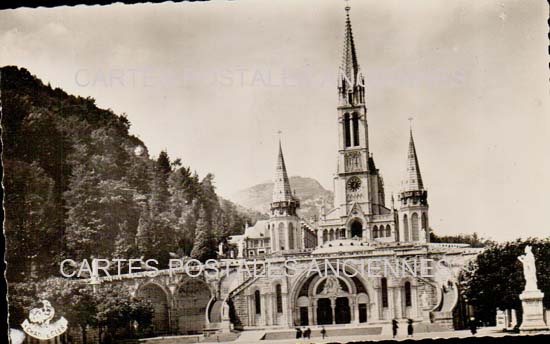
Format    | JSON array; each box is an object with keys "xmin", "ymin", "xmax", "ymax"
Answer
[
  {"xmin": 175, "ymin": 279, "xmax": 211, "ymax": 334},
  {"xmin": 291, "ymin": 263, "xmax": 374, "ymax": 326},
  {"xmin": 136, "ymin": 283, "xmax": 169, "ymax": 335}
]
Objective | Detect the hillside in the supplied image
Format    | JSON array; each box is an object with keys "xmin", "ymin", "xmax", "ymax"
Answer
[
  {"xmin": 231, "ymin": 176, "xmax": 334, "ymax": 220},
  {"xmin": 1, "ymin": 66, "xmax": 255, "ymax": 281}
]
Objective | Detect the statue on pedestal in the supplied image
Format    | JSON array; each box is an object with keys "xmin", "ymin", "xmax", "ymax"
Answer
[
  {"xmin": 237, "ymin": 239, "xmax": 245, "ymax": 259},
  {"xmin": 222, "ymin": 300, "xmax": 230, "ymax": 321},
  {"xmin": 518, "ymin": 245, "xmax": 538, "ymax": 292},
  {"xmin": 517, "ymin": 245, "xmax": 549, "ymax": 332}
]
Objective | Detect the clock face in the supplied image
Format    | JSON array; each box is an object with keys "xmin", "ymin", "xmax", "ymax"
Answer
[{"xmin": 347, "ymin": 177, "xmax": 362, "ymax": 192}]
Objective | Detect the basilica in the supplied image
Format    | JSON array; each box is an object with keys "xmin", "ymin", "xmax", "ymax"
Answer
[{"xmin": 95, "ymin": 6, "xmax": 482, "ymax": 338}]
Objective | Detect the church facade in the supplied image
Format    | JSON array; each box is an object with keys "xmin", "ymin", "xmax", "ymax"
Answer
[{"xmin": 95, "ymin": 6, "xmax": 482, "ymax": 338}]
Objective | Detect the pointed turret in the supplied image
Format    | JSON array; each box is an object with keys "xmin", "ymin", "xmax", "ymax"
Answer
[
  {"xmin": 270, "ymin": 141, "xmax": 299, "ymax": 215},
  {"xmin": 398, "ymin": 127, "xmax": 429, "ymax": 243},
  {"xmin": 401, "ymin": 129, "xmax": 424, "ymax": 192},
  {"xmin": 272, "ymin": 141, "xmax": 294, "ymax": 203},
  {"xmin": 269, "ymin": 140, "xmax": 301, "ymax": 252}
]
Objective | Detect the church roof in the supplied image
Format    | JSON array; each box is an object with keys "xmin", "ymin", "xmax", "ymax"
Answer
[
  {"xmin": 243, "ymin": 220, "xmax": 270, "ymax": 239},
  {"xmin": 401, "ymin": 129, "xmax": 424, "ymax": 192},
  {"xmin": 272, "ymin": 141, "xmax": 295, "ymax": 203}
]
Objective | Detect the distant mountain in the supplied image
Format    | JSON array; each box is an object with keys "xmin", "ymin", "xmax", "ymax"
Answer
[{"xmin": 230, "ymin": 176, "xmax": 334, "ymax": 220}]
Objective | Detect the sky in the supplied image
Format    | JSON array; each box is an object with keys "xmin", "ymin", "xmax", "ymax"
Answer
[{"xmin": 1, "ymin": 0, "xmax": 549, "ymax": 241}]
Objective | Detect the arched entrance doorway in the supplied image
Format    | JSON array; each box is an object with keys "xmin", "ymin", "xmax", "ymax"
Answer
[
  {"xmin": 335, "ymin": 297, "xmax": 351, "ymax": 324},
  {"xmin": 175, "ymin": 279, "xmax": 211, "ymax": 334},
  {"xmin": 137, "ymin": 283, "xmax": 169, "ymax": 335},
  {"xmin": 317, "ymin": 298, "xmax": 333, "ymax": 325},
  {"xmin": 293, "ymin": 268, "xmax": 371, "ymax": 326},
  {"xmin": 351, "ymin": 220, "xmax": 363, "ymax": 238}
]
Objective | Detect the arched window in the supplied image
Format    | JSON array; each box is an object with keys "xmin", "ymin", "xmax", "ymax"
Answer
[
  {"xmin": 288, "ymin": 222, "xmax": 295, "ymax": 249},
  {"xmin": 278, "ymin": 223, "xmax": 285, "ymax": 250},
  {"xmin": 344, "ymin": 113, "xmax": 351, "ymax": 147},
  {"xmin": 404, "ymin": 282, "xmax": 412, "ymax": 307},
  {"xmin": 373, "ymin": 226, "xmax": 378, "ymax": 238},
  {"xmin": 341, "ymin": 228, "xmax": 346, "ymax": 238},
  {"xmin": 421, "ymin": 213, "xmax": 428, "ymax": 231},
  {"xmin": 386, "ymin": 225, "xmax": 391, "ymax": 238},
  {"xmin": 323, "ymin": 230, "xmax": 328, "ymax": 243},
  {"xmin": 403, "ymin": 214, "xmax": 409, "ymax": 241},
  {"xmin": 381, "ymin": 278, "xmax": 388, "ymax": 308},
  {"xmin": 329, "ymin": 229, "xmax": 335, "ymax": 241},
  {"xmin": 352, "ymin": 113, "xmax": 360, "ymax": 146},
  {"xmin": 351, "ymin": 221, "xmax": 363, "ymax": 238},
  {"xmin": 411, "ymin": 213, "xmax": 419, "ymax": 241},
  {"xmin": 254, "ymin": 290, "xmax": 261, "ymax": 314},
  {"xmin": 276, "ymin": 284, "xmax": 283, "ymax": 313}
]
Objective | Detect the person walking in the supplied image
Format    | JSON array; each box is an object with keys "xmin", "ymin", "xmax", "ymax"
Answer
[
  {"xmin": 304, "ymin": 327, "xmax": 311, "ymax": 339},
  {"xmin": 320, "ymin": 326, "xmax": 327, "ymax": 339},
  {"xmin": 392, "ymin": 319, "xmax": 399, "ymax": 338},
  {"xmin": 469, "ymin": 317, "xmax": 477, "ymax": 335},
  {"xmin": 296, "ymin": 327, "xmax": 302, "ymax": 339},
  {"xmin": 407, "ymin": 319, "xmax": 414, "ymax": 337}
]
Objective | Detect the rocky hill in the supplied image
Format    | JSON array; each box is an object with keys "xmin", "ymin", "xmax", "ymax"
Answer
[{"xmin": 230, "ymin": 176, "xmax": 334, "ymax": 220}]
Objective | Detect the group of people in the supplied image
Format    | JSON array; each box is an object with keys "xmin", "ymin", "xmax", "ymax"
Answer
[
  {"xmin": 392, "ymin": 318, "xmax": 415, "ymax": 338},
  {"xmin": 295, "ymin": 326, "xmax": 312, "ymax": 339},
  {"xmin": 295, "ymin": 326, "xmax": 329, "ymax": 340},
  {"xmin": 391, "ymin": 317, "xmax": 479, "ymax": 338}
]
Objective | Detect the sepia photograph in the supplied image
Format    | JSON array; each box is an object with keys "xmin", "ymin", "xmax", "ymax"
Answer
[{"xmin": 1, "ymin": 0, "xmax": 549, "ymax": 343}]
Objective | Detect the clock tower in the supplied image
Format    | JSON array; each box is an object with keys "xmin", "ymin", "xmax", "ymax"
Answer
[
  {"xmin": 332, "ymin": 5, "xmax": 386, "ymax": 217},
  {"xmin": 317, "ymin": 4, "xmax": 395, "ymax": 245}
]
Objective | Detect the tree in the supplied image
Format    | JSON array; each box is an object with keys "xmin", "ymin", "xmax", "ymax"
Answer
[
  {"xmin": 7, "ymin": 282, "xmax": 38, "ymax": 328},
  {"xmin": 430, "ymin": 231, "xmax": 493, "ymax": 248},
  {"xmin": 95, "ymin": 284, "xmax": 153, "ymax": 340},
  {"xmin": 156, "ymin": 150, "xmax": 172, "ymax": 176},
  {"xmin": 136, "ymin": 208, "xmax": 178, "ymax": 268},
  {"xmin": 38, "ymin": 278, "xmax": 98, "ymax": 344},
  {"xmin": 190, "ymin": 207, "xmax": 217, "ymax": 261},
  {"xmin": 3, "ymin": 160, "xmax": 56, "ymax": 281},
  {"xmin": 460, "ymin": 238, "xmax": 550, "ymax": 325}
]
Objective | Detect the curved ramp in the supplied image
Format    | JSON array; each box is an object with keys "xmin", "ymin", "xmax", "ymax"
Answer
[
  {"xmin": 209, "ymin": 300, "xmax": 223, "ymax": 323},
  {"xmin": 438, "ymin": 283, "xmax": 459, "ymax": 312},
  {"xmin": 430, "ymin": 282, "xmax": 459, "ymax": 330}
]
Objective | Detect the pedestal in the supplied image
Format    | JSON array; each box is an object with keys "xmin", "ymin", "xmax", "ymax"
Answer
[
  {"xmin": 220, "ymin": 320, "xmax": 233, "ymax": 332},
  {"xmin": 496, "ymin": 310, "xmax": 506, "ymax": 330},
  {"xmin": 519, "ymin": 290, "xmax": 549, "ymax": 332}
]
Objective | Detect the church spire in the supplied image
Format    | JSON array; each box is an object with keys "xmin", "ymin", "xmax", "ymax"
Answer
[
  {"xmin": 272, "ymin": 140, "xmax": 294, "ymax": 203},
  {"xmin": 341, "ymin": 5, "xmax": 359, "ymax": 88},
  {"xmin": 401, "ymin": 129, "xmax": 424, "ymax": 192},
  {"xmin": 338, "ymin": 2, "xmax": 365, "ymax": 106}
]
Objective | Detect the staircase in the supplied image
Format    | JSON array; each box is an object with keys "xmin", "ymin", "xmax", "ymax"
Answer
[
  {"xmin": 224, "ymin": 266, "xmax": 266, "ymax": 328},
  {"xmin": 262, "ymin": 326, "xmax": 382, "ymax": 340},
  {"xmin": 233, "ymin": 330, "xmax": 266, "ymax": 343},
  {"xmin": 200, "ymin": 332, "xmax": 241, "ymax": 343},
  {"xmin": 137, "ymin": 335, "xmax": 201, "ymax": 344},
  {"xmin": 227, "ymin": 266, "xmax": 265, "ymax": 300}
]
